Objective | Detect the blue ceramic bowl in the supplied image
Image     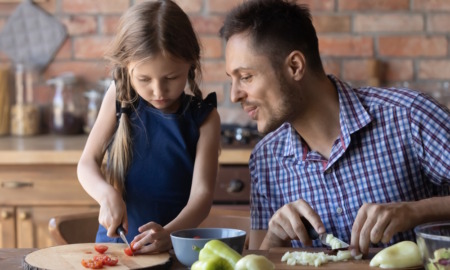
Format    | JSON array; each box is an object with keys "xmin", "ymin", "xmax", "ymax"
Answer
[{"xmin": 170, "ymin": 227, "xmax": 246, "ymax": 267}]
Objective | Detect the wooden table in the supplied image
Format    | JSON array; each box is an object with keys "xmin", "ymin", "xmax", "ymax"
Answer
[{"xmin": 0, "ymin": 247, "xmax": 425, "ymax": 269}]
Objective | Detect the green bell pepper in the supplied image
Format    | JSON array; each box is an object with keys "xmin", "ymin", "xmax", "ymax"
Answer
[
  {"xmin": 192, "ymin": 239, "xmax": 242, "ymax": 269},
  {"xmin": 191, "ymin": 256, "xmax": 233, "ymax": 270}
]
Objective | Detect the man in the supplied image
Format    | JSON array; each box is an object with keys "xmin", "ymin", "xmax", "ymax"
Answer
[{"xmin": 220, "ymin": 0, "xmax": 450, "ymax": 256}]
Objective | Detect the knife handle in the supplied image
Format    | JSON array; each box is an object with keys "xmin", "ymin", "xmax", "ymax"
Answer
[
  {"xmin": 301, "ymin": 216, "xmax": 320, "ymax": 240},
  {"xmin": 116, "ymin": 225, "xmax": 126, "ymax": 236}
]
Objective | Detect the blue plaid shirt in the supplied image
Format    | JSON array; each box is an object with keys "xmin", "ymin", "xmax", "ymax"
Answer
[{"xmin": 249, "ymin": 75, "xmax": 450, "ymax": 248}]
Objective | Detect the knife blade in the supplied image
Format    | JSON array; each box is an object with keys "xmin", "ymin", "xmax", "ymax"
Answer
[
  {"xmin": 116, "ymin": 225, "xmax": 133, "ymax": 255},
  {"xmin": 301, "ymin": 217, "xmax": 349, "ymax": 250}
]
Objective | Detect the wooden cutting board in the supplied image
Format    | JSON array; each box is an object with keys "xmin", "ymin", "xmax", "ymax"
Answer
[
  {"xmin": 264, "ymin": 247, "xmax": 425, "ymax": 270},
  {"xmin": 23, "ymin": 243, "xmax": 171, "ymax": 270}
]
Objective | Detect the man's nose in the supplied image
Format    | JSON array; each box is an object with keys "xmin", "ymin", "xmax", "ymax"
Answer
[{"xmin": 230, "ymin": 83, "xmax": 246, "ymax": 103}]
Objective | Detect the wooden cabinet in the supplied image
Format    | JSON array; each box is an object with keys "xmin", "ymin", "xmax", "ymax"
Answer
[
  {"xmin": 0, "ymin": 206, "xmax": 15, "ymax": 248},
  {"xmin": 0, "ymin": 164, "xmax": 98, "ymax": 248},
  {"xmin": 0, "ymin": 135, "xmax": 251, "ymax": 248}
]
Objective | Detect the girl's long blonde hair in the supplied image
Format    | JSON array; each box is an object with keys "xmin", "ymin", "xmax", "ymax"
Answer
[{"xmin": 104, "ymin": 0, "xmax": 203, "ymax": 195}]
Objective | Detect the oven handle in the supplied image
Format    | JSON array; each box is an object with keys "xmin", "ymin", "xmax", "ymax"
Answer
[{"xmin": 227, "ymin": 179, "xmax": 245, "ymax": 193}]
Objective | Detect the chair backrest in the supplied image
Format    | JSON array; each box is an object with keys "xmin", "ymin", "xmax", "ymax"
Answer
[
  {"xmin": 198, "ymin": 207, "xmax": 250, "ymax": 249},
  {"xmin": 48, "ymin": 210, "xmax": 99, "ymax": 245}
]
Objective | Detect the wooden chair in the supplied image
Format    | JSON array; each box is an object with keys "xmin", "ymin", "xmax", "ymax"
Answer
[
  {"xmin": 198, "ymin": 207, "xmax": 251, "ymax": 249},
  {"xmin": 48, "ymin": 207, "xmax": 251, "ymax": 247},
  {"xmin": 48, "ymin": 210, "xmax": 99, "ymax": 245}
]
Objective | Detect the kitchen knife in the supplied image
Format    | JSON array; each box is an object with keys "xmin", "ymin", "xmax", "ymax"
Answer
[
  {"xmin": 116, "ymin": 225, "xmax": 133, "ymax": 255},
  {"xmin": 301, "ymin": 217, "xmax": 349, "ymax": 250}
]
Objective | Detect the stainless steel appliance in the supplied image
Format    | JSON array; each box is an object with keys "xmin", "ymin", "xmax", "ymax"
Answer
[{"xmin": 214, "ymin": 125, "xmax": 262, "ymax": 206}]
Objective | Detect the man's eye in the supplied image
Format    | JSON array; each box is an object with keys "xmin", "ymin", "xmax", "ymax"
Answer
[{"xmin": 241, "ymin": 75, "xmax": 252, "ymax": 82}]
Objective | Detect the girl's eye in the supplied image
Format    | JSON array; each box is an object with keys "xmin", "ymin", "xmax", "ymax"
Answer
[{"xmin": 137, "ymin": 78, "xmax": 150, "ymax": 82}]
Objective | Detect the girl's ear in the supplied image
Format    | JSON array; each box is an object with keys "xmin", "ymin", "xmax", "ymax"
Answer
[{"xmin": 285, "ymin": 50, "xmax": 306, "ymax": 81}]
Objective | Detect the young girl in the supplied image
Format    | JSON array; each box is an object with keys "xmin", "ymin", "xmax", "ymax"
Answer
[{"xmin": 77, "ymin": 0, "xmax": 220, "ymax": 253}]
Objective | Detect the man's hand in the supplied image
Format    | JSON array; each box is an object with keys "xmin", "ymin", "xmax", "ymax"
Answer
[
  {"xmin": 351, "ymin": 202, "xmax": 417, "ymax": 256},
  {"xmin": 261, "ymin": 199, "xmax": 325, "ymax": 249}
]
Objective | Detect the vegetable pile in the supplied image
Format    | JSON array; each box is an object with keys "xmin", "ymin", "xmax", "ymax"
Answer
[
  {"xmin": 281, "ymin": 249, "xmax": 361, "ymax": 267},
  {"xmin": 81, "ymin": 244, "xmax": 118, "ymax": 269},
  {"xmin": 426, "ymin": 248, "xmax": 450, "ymax": 270},
  {"xmin": 191, "ymin": 239, "xmax": 274, "ymax": 270}
]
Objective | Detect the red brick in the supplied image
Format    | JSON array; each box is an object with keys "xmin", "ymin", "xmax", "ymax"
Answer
[
  {"xmin": 202, "ymin": 60, "xmax": 227, "ymax": 83},
  {"xmin": 44, "ymin": 61, "xmax": 110, "ymax": 83},
  {"xmin": 191, "ymin": 15, "xmax": 224, "ymax": 35},
  {"xmin": 296, "ymin": 0, "xmax": 335, "ymax": 11},
  {"xmin": 313, "ymin": 15, "xmax": 351, "ymax": 33},
  {"xmin": 413, "ymin": 0, "xmax": 450, "ymax": 11},
  {"xmin": 322, "ymin": 59, "xmax": 341, "ymax": 77},
  {"xmin": 339, "ymin": 0, "xmax": 409, "ymax": 11},
  {"xmin": 73, "ymin": 36, "xmax": 113, "ymax": 60},
  {"xmin": 354, "ymin": 14, "xmax": 423, "ymax": 33},
  {"xmin": 418, "ymin": 60, "xmax": 450, "ymax": 80},
  {"xmin": 208, "ymin": 0, "xmax": 244, "ymax": 13},
  {"xmin": 428, "ymin": 14, "xmax": 450, "ymax": 33},
  {"xmin": 36, "ymin": 0, "xmax": 57, "ymax": 14},
  {"xmin": 102, "ymin": 15, "xmax": 121, "ymax": 35},
  {"xmin": 62, "ymin": 0, "xmax": 130, "ymax": 14},
  {"xmin": 61, "ymin": 15, "xmax": 97, "ymax": 36},
  {"xmin": 383, "ymin": 60, "xmax": 413, "ymax": 82},
  {"xmin": 318, "ymin": 36, "xmax": 373, "ymax": 57},
  {"xmin": 176, "ymin": 0, "xmax": 203, "ymax": 13},
  {"xmin": 378, "ymin": 36, "xmax": 447, "ymax": 57},
  {"xmin": 135, "ymin": 0, "xmax": 202, "ymax": 13},
  {"xmin": 200, "ymin": 36, "xmax": 222, "ymax": 59},
  {"xmin": 342, "ymin": 59, "xmax": 385, "ymax": 82},
  {"xmin": 53, "ymin": 39, "xmax": 72, "ymax": 60}
]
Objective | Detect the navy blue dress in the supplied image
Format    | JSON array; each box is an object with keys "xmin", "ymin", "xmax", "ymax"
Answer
[{"xmin": 96, "ymin": 92, "xmax": 217, "ymax": 243}]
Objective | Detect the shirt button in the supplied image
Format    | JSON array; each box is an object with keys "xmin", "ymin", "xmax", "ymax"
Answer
[{"xmin": 336, "ymin": 207, "xmax": 343, "ymax": 214}]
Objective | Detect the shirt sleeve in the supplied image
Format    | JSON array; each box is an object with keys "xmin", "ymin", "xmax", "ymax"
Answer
[
  {"xmin": 409, "ymin": 93, "xmax": 450, "ymax": 185},
  {"xmin": 249, "ymin": 147, "xmax": 276, "ymax": 231},
  {"xmin": 192, "ymin": 92, "xmax": 217, "ymax": 127}
]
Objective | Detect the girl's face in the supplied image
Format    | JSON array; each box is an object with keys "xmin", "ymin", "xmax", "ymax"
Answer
[{"xmin": 128, "ymin": 53, "xmax": 191, "ymax": 114}]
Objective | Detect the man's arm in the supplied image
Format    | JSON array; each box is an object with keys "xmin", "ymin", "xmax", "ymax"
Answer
[
  {"xmin": 250, "ymin": 199, "xmax": 326, "ymax": 250},
  {"xmin": 351, "ymin": 195, "xmax": 450, "ymax": 256}
]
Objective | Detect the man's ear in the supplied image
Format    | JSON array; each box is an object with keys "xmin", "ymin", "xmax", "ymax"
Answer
[{"xmin": 285, "ymin": 50, "xmax": 306, "ymax": 80}]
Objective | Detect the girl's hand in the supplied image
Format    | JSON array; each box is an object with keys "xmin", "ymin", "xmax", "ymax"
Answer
[
  {"xmin": 131, "ymin": 222, "xmax": 171, "ymax": 253},
  {"xmin": 98, "ymin": 190, "xmax": 128, "ymax": 238}
]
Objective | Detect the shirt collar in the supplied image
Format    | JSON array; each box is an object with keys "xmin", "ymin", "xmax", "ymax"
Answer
[{"xmin": 281, "ymin": 75, "xmax": 372, "ymax": 158}]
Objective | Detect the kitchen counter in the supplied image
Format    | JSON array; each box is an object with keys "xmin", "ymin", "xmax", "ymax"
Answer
[
  {"xmin": 1, "ymin": 247, "xmax": 419, "ymax": 270},
  {"xmin": 0, "ymin": 135, "xmax": 252, "ymax": 165}
]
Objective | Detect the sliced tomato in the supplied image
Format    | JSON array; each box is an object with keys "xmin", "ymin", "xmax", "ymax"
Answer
[
  {"xmin": 81, "ymin": 258, "xmax": 103, "ymax": 269},
  {"xmin": 124, "ymin": 246, "xmax": 134, "ymax": 256},
  {"xmin": 81, "ymin": 259, "xmax": 90, "ymax": 268},
  {"xmin": 93, "ymin": 254, "xmax": 108, "ymax": 262},
  {"xmin": 103, "ymin": 255, "xmax": 118, "ymax": 266},
  {"xmin": 94, "ymin": 244, "xmax": 108, "ymax": 254}
]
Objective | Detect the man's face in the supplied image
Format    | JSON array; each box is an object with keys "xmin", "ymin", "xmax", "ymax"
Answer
[{"xmin": 225, "ymin": 32, "xmax": 298, "ymax": 134}]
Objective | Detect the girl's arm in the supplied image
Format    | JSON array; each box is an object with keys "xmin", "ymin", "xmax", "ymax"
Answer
[
  {"xmin": 77, "ymin": 83, "xmax": 127, "ymax": 238},
  {"xmin": 133, "ymin": 108, "xmax": 221, "ymax": 252}
]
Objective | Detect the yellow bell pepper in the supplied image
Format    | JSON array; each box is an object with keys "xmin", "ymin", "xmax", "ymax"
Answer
[
  {"xmin": 191, "ymin": 239, "xmax": 242, "ymax": 269},
  {"xmin": 191, "ymin": 256, "xmax": 233, "ymax": 270},
  {"xmin": 235, "ymin": 254, "xmax": 275, "ymax": 270}
]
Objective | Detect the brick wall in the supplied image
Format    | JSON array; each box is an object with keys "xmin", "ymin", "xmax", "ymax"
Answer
[{"xmin": 1, "ymin": 0, "xmax": 450, "ymax": 114}]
